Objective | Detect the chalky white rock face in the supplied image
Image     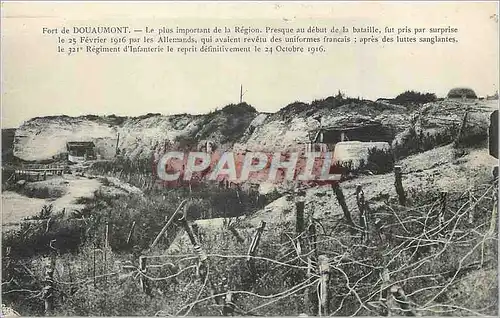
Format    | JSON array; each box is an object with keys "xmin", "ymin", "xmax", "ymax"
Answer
[
  {"xmin": 13, "ymin": 114, "xmax": 202, "ymax": 162},
  {"xmin": 392, "ymin": 100, "xmax": 494, "ymax": 148},
  {"xmin": 13, "ymin": 117, "xmax": 116, "ymax": 161},
  {"xmin": 12, "ymin": 99, "xmax": 495, "ymax": 164},
  {"xmin": 239, "ymin": 117, "xmax": 314, "ymax": 152},
  {"xmin": 114, "ymin": 115, "xmax": 202, "ymax": 160}
]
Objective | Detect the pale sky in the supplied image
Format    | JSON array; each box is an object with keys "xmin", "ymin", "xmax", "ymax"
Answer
[{"xmin": 1, "ymin": 1, "xmax": 499, "ymax": 128}]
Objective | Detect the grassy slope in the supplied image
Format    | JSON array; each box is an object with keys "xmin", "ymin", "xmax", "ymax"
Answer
[
  {"xmin": 2, "ymin": 141, "xmax": 497, "ymax": 316},
  {"xmin": 2, "ymin": 99, "xmax": 498, "ymax": 316}
]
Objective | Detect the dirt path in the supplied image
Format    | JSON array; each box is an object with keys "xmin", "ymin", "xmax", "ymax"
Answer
[
  {"xmin": 1, "ymin": 192, "xmax": 48, "ymax": 225},
  {"xmin": 2, "ymin": 175, "xmax": 101, "ymax": 227},
  {"xmin": 51, "ymin": 176, "xmax": 101, "ymax": 212}
]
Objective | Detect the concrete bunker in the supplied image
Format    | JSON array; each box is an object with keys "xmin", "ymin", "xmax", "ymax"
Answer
[
  {"xmin": 305, "ymin": 122, "xmax": 394, "ymax": 152},
  {"xmin": 66, "ymin": 141, "xmax": 96, "ymax": 163}
]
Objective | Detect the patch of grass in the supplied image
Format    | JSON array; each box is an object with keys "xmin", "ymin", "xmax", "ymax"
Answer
[
  {"xmin": 393, "ymin": 90, "xmax": 437, "ymax": 106},
  {"xmin": 3, "ymin": 144, "xmax": 497, "ymax": 317},
  {"xmin": 17, "ymin": 182, "xmax": 66, "ymax": 199},
  {"xmin": 221, "ymin": 102, "xmax": 257, "ymax": 115},
  {"xmin": 136, "ymin": 113, "xmax": 162, "ymax": 120},
  {"xmin": 394, "ymin": 125, "xmax": 460, "ymax": 160},
  {"xmin": 28, "ymin": 204, "xmax": 54, "ymax": 220},
  {"xmin": 360, "ymin": 147, "xmax": 394, "ymax": 174},
  {"xmin": 2, "ymin": 180, "xmax": 497, "ymax": 316},
  {"xmin": 2, "ymin": 219, "xmax": 85, "ymax": 259}
]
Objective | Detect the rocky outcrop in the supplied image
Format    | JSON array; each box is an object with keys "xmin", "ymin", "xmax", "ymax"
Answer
[
  {"xmin": 13, "ymin": 104, "xmax": 259, "ymax": 162},
  {"xmin": 393, "ymin": 100, "xmax": 494, "ymax": 149},
  {"xmin": 14, "ymin": 117, "xmax": 117, "ymax": 161},
  {"xmin": 14, "ymin": 99, "xmax": 494, "ymax": 163}
]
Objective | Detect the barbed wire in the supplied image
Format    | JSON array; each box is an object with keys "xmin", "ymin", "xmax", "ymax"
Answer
[{"xmin": 3, "ymin": 180, "xmax": 496, "ymax": 317}]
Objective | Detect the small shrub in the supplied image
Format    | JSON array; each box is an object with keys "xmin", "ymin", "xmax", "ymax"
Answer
[
  {"xmin": 2, "ymin": 181, "xmax": 497, "ymax": 316},
  {"xmin": 2, "ymin": 220, "xmax": 85, "ymax": 258},
  {"xmin": 364, "ymin": 147, "xmax": 394, "ymax": 174},
  {"xmin": 447, "ymin": 87, "xmax": 477, "ymax": 99},
  {"xmin": 393, "ymin": 90, "xmax": 437, "ymax": 105},
  {"xmin": 137, "ymin": 113, "xmax": 162, "ymax": 120},
  {"xmin": 106, "ymin": 114, "xmax": 128, "ymax": 126},
  {"xmin": 30, "ymin": 204, "xmax": 54, "ymax": 220},
  {"xmin": 221, "ymin": 102, "xmax": 257, "ymax": 115}
]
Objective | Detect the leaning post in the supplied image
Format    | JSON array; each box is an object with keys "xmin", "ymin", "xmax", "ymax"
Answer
[
  {"xmin": 356, "ymin": 184, "xmax": 368, "ymax": 243},
  {"xmin": 247, "ymin": 221, "xmax": 266, "ymax": 277},
  {"xmin": 139, "ymin": 256, "xmax": 151, "ymax": 295},
  {"xmin": 439, "ymin": 191, "xmax": 448, "ymax": 234},
  {"xmin": 332, "ymin": 183, "xmax": 355, "ymax": 230},
  {"xmin": 394, "ymin": 166, "xmax": 406, "ymax": 206},
  {"xmin": 318, "ymin": 255, "xmax": 330, "ymax": 316},
  {"xmin": 41, "ymin": 267, "xmax": 55, "ymax": 316}
]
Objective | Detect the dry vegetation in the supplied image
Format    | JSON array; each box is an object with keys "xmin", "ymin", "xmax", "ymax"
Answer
[
  {"xmin": 2, "ymin": 175, "xmax": 497, "ymax": 316},
  {"xmin": 2, "ymin": 93, "xmax": 498, "ymax": 316}
]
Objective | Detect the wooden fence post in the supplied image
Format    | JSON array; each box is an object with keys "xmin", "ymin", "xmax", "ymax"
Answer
[
  {"xmin": 126, "ymin": 221, "xmax": 136, "ymax": 245},
  {"xmin": 331, "ymin": 183, "xmax": 355, "ymax": 230},
  {"xmin": 103, "ymin": 222, "xmax": 109, "ymax": 286},
  {"xmin": 300, "ymin": 216, "xmax": 319, "ymax": 316},
  {"xmin": 307, "ymin": 219, "xmax": 318, "ymax": 259},
  {"xmin": 305, "ymin": 256, "xmax": 316, "ymax": 316},
  {"xmin": 356, "ymin": 184, "xmax": 368, "ymax": 243},
  {"xmin": 93, "ymin": 243, "xmax": 96, "ymax": 287},
  {"xmin": 228, "ymin": 226, "xmax": 244, "ymax": 244},
  {"xmin": 394, "ymin": 166, "xmax": 406, "ymax": 206},
  {"xmin": 105, "ymin": 221, "xmax": 110, "ymax": 249},
  {"xmin": 295, "ymin": 189, "xmax": 306, "ymax": 234},
  {"xmin": 468, "ymin": 180, "xmax": 475, "ymax": 224},
  {"xmin": 487, "ymin": 189, "xmax": 498, "ymax": 237},
  {"xmin": 247, "ymin": 221, "xmax": 266, "ymax": 277},
  {"xmin": 150, "ymin": 199, "xmax": 187, "ymax": 250},
  {"xmin": 191, "ymin": 222, "xmax": 202, "ymax": 244},
  {"xmin": 374, "ymin": 218, "xmax": 385, "ymax": 243},
  {"xmin": 139, "ymin": 256, "xmax": 151, "ymax": 295},
  {"xmin": 176, "ymin": 215, "xmax": 221, "ymax": 306},
  {"xmin": 439, "ymin": 191, "xmax": 447, "ymax": 233},
  {"xmin": 178, "ymin": 217, "xmax": 199, "ymax": 248},
  {"xmin": 192, "ymin": 245, "xmax": 208, "ymax": 278},
  {"xmin": 318, "ymin": 255, "xmax": 330, "ymax": 316},
  {"xmin": 380, "ymin": 267, "xmax": 391, "ymax": 316},
  {"xmin": 454, "ymin": 107, "xmax": 469, "ymax": 146},
  {"xmin": 41, "ymin": 267, "xmax": 55, "ymax": 316}
]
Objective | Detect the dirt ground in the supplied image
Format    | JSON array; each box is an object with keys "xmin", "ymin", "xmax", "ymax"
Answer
[{"xmin": 2, "ymin": 174, "xmax": 101, "ymax": 227}]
